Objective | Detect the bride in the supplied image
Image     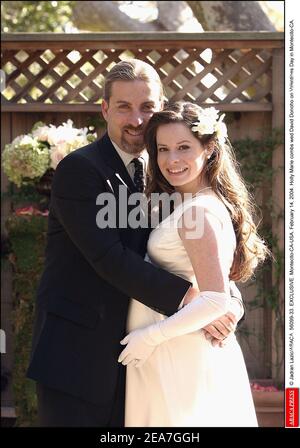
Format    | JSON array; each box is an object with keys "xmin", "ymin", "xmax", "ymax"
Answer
[{"xmin": 118, "ymin": 102, "xmax": 269, "ymax": 427}]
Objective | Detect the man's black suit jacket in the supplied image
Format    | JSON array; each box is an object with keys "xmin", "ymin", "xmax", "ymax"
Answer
[{"xmin": 27, "ymin": 133, "xmax": 191, "ymax": 410}]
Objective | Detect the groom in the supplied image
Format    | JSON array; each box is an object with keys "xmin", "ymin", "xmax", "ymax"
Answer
[{"xmin": 27, "ymin": 59, "xmax": 244, "ymax": 427}]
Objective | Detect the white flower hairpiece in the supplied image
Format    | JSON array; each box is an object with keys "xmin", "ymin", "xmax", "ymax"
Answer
[{"xmin": 191, "ymin": 107, "xmax": 228, "ymax": 145}]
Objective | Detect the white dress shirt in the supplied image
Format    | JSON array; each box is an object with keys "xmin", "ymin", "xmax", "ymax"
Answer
[{"xmin": 110, "ymin": 139, "xmax": 148, "ymax": 182}]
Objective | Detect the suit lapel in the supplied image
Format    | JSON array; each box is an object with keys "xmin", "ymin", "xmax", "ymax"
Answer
[
  {"xmin": 94, "ymin": 133, "xmax": 150, "ymax": 243},
  {"xmin": 97, "ymin": 133, "xmax": 137, "ymax": 193}
]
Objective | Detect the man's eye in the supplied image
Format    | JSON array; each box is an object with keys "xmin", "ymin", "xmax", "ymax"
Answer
[
  {"xmin": 143, "ymin": 105, "xmax": 155, "ymax": 111},
  {"xmin": 119, "ymin": 105, "xmax": 129, "ymax": 109}
]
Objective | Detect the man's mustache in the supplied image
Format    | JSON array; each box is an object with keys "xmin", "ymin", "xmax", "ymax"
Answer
[{"xmin": 123, "ymin": 125, "xmax": 145, "ymax": 133}]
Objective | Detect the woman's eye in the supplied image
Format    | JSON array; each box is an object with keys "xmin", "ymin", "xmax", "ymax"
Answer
[
  {"xmin": 179, "ymin": 145, "xmax": 189, "ymax": 150},
  {"xmin": 158, "ymin": 147, "xmax": 168, "ymax": 152}
]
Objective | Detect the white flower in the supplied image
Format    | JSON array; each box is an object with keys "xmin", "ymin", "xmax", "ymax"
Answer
[
  {"xmin": 51, "ymin": 141, "xmax": 69, "ymax": 154},
  {"xmin": 50, "ymin": 148, "xmax": 67, "ymax": 169},
  {"xmin": 32, "ymin": 125, "xmax": 51, "ymax": 142},
  {"xmin": 191, "ymin": 107, "xmax": 228, "ymax": 145},
  {"xmin": 19, "ymin": 135, "xmax": 36, "ymax": 147},
  {"xmin": 191, "ymin": 120, "xmax": 215, "ymax": 135},
  {"xmin": 1, "ymin": 119, "xmax": 97, "ymax": 187},
  {"xmin": 47, "ymin": 125, "xmax": 76, "ymax": 146},
  {"xmin": 191, "ymin": 107, "xmax": 218, "ymax": 135},
  {"xmin": 10, "ymin": 135, "xmax": 25, "ymax": 147},
  {"xmin": 214, "ymin": 114, "xmax": 228, "ymax": 145},
  {"xmin": 201, "ymin": 107, "xmax": 219, "ymax": 122}
]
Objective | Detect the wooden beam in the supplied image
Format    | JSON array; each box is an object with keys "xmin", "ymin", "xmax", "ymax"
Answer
[
  {"xmin": 1, "ymin": 31, "xmax": 284, "ymax": 42},
  {"xmin": 1, "ymin": 102, "xmax": 272, "ymax": 113},
  {"xmin": 2, "ymin": 40, "xmax": 284, "ymax": 51},
  {"xmin": 1, "ymin": 32, "xmax": 284, "ymax": 50}
]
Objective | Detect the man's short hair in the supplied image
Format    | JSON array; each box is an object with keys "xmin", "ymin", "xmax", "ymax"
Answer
[{"xmin": 103, "ymin": 59, "xmax": 164, "ymax": 102}]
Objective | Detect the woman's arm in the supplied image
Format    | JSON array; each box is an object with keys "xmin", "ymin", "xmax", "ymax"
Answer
[
  {"xmin": 178, "ymin": 206, "xmax": 230, "ymax": 294},
  {"xmin": 118, "ymin": 206, "xmax": 233, "ymax": 366}
]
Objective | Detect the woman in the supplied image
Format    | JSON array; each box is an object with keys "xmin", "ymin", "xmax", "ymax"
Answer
[{"xmin": 118, "ymin": 102, "xmax": 269, "ymax": 427}]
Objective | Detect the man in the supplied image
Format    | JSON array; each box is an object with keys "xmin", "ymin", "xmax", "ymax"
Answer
[{"xmin": 27, "ymin": 59, "xmax": 244, "ymax": 427}]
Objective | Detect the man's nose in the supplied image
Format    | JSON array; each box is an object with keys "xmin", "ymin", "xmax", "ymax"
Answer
[{"xmin": 127, "ymin": 111, "xmax": 144, "ymax": 127}]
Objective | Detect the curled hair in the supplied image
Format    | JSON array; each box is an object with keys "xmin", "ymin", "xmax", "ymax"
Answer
[{"xmin": 144, "ymin": 101, "xmax": 270, "ymax": 282}]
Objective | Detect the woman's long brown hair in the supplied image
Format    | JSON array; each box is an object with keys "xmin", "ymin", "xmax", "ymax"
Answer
[{"xmin": 144, "ymin": 101, "xmax": 270, "ymax": 282}]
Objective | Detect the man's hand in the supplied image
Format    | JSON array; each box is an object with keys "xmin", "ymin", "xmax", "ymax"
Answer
[{"xmin": 203, "ymin": 311, "xmax": 237, "ymax": 347}]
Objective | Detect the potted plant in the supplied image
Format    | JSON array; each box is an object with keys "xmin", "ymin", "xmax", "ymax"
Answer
[{"xmin": 251, "ymin": 380, "xmax": 284, "ymax": 427}]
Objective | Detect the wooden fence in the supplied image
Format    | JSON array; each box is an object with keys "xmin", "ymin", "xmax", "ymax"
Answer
[
  {"xmin": 1, "ymin": 32, "xmax": 284, "ymax": 419},
  {"xmin": 1, "ymin": 32, "xmax": 282, "ymax": 112}
]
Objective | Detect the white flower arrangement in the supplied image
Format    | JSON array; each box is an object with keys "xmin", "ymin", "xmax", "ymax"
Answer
[
  {"xmin": 2, "ymin": 120, "xmax": 97, "ymax": 187},
  {"xmin": 191, "ymin": 107, "xmax": 228, "ymax": 145}
]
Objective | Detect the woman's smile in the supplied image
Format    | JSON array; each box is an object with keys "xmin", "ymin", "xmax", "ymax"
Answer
[{"xmin": 166, "ymin": 166, "xmax": 189, "ymax": 176}]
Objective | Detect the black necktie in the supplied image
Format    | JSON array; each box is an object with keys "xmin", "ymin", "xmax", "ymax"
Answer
[{"xmin": 131, "ymin": 158, "xmax": 145, "ymax": 193}]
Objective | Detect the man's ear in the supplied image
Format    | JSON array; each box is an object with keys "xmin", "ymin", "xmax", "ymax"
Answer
[{"xmin": 101, "ymin": 99, "xmax": 109, "ymax": 121}]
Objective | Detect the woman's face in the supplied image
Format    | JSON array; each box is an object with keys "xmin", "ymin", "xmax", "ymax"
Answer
[{"xmin": 156, "ymin": 122, "xmax": 210, "ymax": 194}]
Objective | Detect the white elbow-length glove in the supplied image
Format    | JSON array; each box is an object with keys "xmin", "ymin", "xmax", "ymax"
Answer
[{"xmin": 118, "ymin": 291, "xmax": 229, "ymax": 367}]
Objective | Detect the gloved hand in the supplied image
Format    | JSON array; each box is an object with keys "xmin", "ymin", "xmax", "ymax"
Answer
[
  {"xmin": 119, "ymin": 291, "xmax": 229, "ymax": 368},
  {"xmin": 118, "ymin": 324, "xmax": 166, "ymax": 368}
]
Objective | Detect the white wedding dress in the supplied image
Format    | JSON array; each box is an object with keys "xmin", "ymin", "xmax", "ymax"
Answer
[{"xmin": 125, "ymin": 193, "xmax": 258, "ymax": 427}]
